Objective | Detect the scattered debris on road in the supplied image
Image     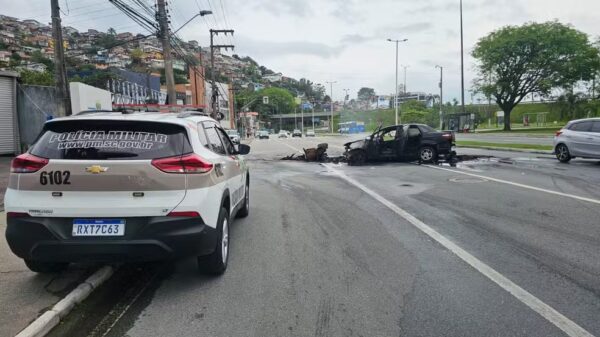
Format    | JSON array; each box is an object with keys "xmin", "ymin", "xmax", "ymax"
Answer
[
  {"xmin": 281, "ymin": 145, "xmax": 494, "ymax": 167},
  {"xmin": 281, "ymin": 143, "xmax": 347, "ymax": 163}
]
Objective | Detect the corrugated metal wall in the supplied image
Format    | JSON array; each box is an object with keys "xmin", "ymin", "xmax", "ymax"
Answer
[
  {"xmin": 0, "ymin": 76, "xmax": 16, "ymax": 154},
  {"xmin": 16, "ymin": 85, "xmax": 56, "ymax": 151}
]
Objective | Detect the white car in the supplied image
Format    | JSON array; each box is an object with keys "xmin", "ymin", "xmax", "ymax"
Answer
[
  {"xmin": 278, "ymin": 130, "xmax": 289, "ymax": 138},
  {"xmin": 554, "ymin": 118, "xmax": 600, "ymax": 163},
  {"xmin": 225, "ymin": 129, "xmax": 240, "ymax": 144},
  {"xmin": 5, "ymin": 110, "xmax": 250, "ymax": 275}
]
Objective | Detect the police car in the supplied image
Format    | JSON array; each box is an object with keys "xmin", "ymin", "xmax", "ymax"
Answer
[{"xmin": 5, "ymin": 110, "xmax": 250, "ymax": 275}]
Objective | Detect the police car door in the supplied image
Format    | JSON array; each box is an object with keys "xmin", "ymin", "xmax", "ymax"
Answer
[{"xmin": 215, "ymin": 126, "xmax": 244, "ymax": 212}]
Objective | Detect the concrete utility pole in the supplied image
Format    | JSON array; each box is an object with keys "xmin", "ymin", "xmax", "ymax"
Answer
[
  {"xmin": 51, "ymin": 0, "xmax": 71, "ymax": 116},
  {"xmin": 210, "ymin": 29, "xmax": 234, "ymax": 118},
  {"xmin": 402, "ymin": 65, "xmax": 409, "ymax": 94},
  {"xmin": 387, "ymin": 38, "xmax": 407, "ymax": 125},
  {"xmin": 209, "ymin": 29, "xmax": 234, "ymax": 119},
  {"xmin": 326, "ymin": 81, "xmax": 336, "ymax": 133},
  {"xmin": 156, "ymin": 0, "xmax": 176, "ymax": 105},
  {"xmin": 436, "ymin": 65, "xmax": 443, "ymax": 129},
  {"xmin": 311, "ymin": 103, "xmax": 315, "ymax": 131},
  {"xmin": 460, "ymin": 0, "xmax": 466, "ymax": 113}
]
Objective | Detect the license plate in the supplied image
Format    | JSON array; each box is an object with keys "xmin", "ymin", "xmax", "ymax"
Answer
[{"xmin": 72, "ymin": 219, "xmax": 125, "ymax": 236}]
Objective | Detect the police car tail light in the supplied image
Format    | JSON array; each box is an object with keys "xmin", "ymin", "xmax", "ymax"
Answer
[
  {"xmin": 152, "ymin": 154, "xmax": 213, "ymax": 174},
  {"xmin": 11, "ymin": 154, "xmax": 49, "ymax": 173},
  {"xmin": 7, "ymin": 212, "xmax": 30, "ymax": 218},
  {"xmin": 167, "ymin": 211, "xmax": 201, "ymax": 217}
]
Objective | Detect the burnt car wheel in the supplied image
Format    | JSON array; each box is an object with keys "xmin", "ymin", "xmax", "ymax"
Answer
[
  {"xmin": 419, "ymin": 146, "xmax": 437, "ymax": 163},
  {"xmin": 348, "ymin": 150, "xmax": 366, "ymax": 166}
]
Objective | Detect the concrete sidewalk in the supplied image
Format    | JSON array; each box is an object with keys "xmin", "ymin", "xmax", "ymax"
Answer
[{"xmin": 0, "ymin": 212, "xmax": 94, "ymax": 336}]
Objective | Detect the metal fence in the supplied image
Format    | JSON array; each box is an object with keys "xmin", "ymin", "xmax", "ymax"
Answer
[{"xmin": 16, "ymin": 84, "xmax": 56, "ymax": 151}]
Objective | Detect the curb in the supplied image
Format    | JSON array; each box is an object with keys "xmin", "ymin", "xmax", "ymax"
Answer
[
  {"xmin": 15, "ymin": 265, "xmax": 115, "ymax": 337},
  {"xmin": 457, "ymin": 145, "xmax": 554, "ymax": 155}
]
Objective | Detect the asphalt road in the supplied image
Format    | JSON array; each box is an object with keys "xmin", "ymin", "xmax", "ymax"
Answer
[{"xmin": 49, "ymin": 135, "xmax": 600, "ymax": 337}]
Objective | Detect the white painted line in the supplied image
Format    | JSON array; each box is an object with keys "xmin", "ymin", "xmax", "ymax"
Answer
[
  {"xmin": 277, "ymin": 140, "xmax": 303, "ymax": 153},
  {"xmin": 323, "ymin": 164, "xmax": 595, "ymax": 337},
  {"xmin": 425, "ymin": 165, "xmax": 600, "ymax": 205}
]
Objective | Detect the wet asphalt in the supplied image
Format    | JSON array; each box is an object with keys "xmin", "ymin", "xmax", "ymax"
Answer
[{"xmin": 50, "ymin": 135, "xmax": 600, "ymax": 337}]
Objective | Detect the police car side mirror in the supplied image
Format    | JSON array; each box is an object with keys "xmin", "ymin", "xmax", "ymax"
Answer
[{"xmin": 237, "ymin": 144, "xmax": 250, "ymax": 155}]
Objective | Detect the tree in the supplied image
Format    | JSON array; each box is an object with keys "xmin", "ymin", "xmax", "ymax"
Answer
[
  {"xmin": 130, "ymin": 48, "xmax": 144, "ymax": 66},
  {"xmin": 235, "ymin": 87, "xmax": 296, "ymax": 117},
  {"xmin": 19, "ymin": 69, "xmax": 54, "ymax": 86},
  {"xmin": 107, "ymin": 27, "xmax": 116, "ymax": 36},
  {"xmin": 473, "ymin": 21, "xmax": 600, "ymax": 130},
  {"xmin": 30, "ymin": 50, "xmax": 53, "ymax": 69},
  {"xmin": 9, "ymin": 52, "xmax": 21, "ymax": 68},
  {"xmin": 357, "ymin": 87, "xmax": 375, "ymax": 102}
]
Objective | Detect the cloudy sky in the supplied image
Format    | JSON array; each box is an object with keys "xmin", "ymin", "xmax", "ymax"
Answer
[{"xmin": 5, "ymin": 0, "xmax": 600, "ymax": 102}]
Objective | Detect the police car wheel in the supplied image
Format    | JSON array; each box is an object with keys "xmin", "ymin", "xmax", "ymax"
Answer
[
  {"xmin": 236, "ymin": 181, "xmax": 249, "ymax": 218},
  {"xmin": 24, "ymin": 259, "xmax": 68, "ymax": 273},
  {"xmin": 198, "ymin": 206, "xmax": 229, "ymax": 275}
]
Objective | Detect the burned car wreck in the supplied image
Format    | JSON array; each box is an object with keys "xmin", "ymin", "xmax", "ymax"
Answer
[{"xmin": 344, "ymin": 124, "xmax": 456, "ymax": 166}]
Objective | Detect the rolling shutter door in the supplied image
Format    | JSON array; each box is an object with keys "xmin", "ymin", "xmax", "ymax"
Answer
[{"xmin": 0, "ymin": 76, "xmax": 15, "ymax": 154}]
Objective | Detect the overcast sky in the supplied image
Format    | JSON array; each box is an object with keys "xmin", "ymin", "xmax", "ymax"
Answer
[{"xmin": 5, "ymin": 0, "xmax": 600, "ymax": 102}]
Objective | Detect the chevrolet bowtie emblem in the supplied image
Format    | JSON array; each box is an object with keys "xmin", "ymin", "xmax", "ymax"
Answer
[{"xmin": 86, "ymin": 165, "xmax": 108, "ymax": 174}]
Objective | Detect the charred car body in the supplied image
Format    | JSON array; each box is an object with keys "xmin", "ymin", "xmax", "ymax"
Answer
[{"xmin": 344, "ymin": 124, "xmax": 456, "ymax": 165}]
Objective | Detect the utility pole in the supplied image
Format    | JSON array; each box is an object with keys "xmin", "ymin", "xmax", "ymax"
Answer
[
  {"xmin": 311, "ymin": 103, "xmax": 315, "ymax": 131},
  {"xmin": 436, "ymin": 65, "xmax": 443, "ymax": 129},
  {"xmin": 301, "ymin": 104, "xmax": 304, "ymax": 133},
  {"xmin": 460, "ymin": 0, "xmax": 466, "ymax": 113},
  {"xmin": 156, "ymin": 0, "xmax": 176, "ymax": 106},
  {"xmin": 326, "ymin": 81, "xmax": 336, "ymax": 133},
  {"xmin": 387, "ymin": 38, "xmax": 407, "ymax": 125},
  {"xmin": 209, "ymin": 29, "xmax": 234, "ymax": 119},
  {"xmin": 51, "ymin": 0, "xmax": 71, "ymax": 116},
  {"xmin": 402, "ymin": 65, "xmax": 409, "ymax": 94}
]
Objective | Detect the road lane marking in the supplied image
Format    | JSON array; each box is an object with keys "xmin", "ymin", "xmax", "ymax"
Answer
[
  {"xmin": 276, "ymin": 140, "xmax": 304, "ymax": 153},
  {"xmin": 424, "ymin": 165, "xmax": 600, "ymax": 205},
  {"xmin": 323, "ymin": 164, "xmax": 595, "ymax": 337}
]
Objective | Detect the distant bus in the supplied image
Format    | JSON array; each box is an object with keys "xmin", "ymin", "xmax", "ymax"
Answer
[{"xmin": 338, "ymin": 121, "xmax": 366, "ymax": 134}]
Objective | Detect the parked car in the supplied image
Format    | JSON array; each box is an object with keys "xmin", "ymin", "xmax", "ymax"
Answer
[
  {"xmin": 258, "ymin": 130, "xmax": 270, "ymax": 139},
  {"xmin": 278, "ymin": 130, "xmax": 289, "ymax": 138},
  {"xmin": 305, "ymin": 129, "xmax": 316, "ymax": 137},
  {"xmin": 5, "ymin": 110, "xmax": 251, "ymax": 275},
  {"xmin": 292, "ymin": 129, "xmax": 302, "ymax": 137},
  {"xmin": 554, "ymin": 118, "xmax": 600, "ymax": 163},
  {"xmin": 344, "ymin": 124, "xmax": 455, "ymax": 165},
  {"xmin": 225, "ymin": 129, "xmax": 240, "ymax": 144}
]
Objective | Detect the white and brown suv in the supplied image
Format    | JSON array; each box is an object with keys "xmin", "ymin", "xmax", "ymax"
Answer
[{"xmin": 5, "ymin": 111, "xmax": 250, "ymax": 275}]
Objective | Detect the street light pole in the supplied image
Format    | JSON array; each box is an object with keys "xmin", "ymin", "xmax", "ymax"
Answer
[
  {"xmin": 326, "ymin": 81, "xmax": 337, "ymax": 133},
  {"xmin": 387, "ymin": 38, "xmax": 407, "ymax": 125},
  {"xmin": 436, "ymin": 65, "xmax": 443, "ymax": 129},
  {"xmin": 172, "ymin": 10, "xmax": 212, "ymax": 35},
  {"xmin": 311, "ymin": 103, "xmax": 315, "ymax": 131},
  {"xmin": 460, "ymin": 0, "xmax": 466, "ymax": 114}
]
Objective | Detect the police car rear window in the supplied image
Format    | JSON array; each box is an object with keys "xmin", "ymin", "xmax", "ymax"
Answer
[{"xmin": 30, "ymin": 120, "xmax": 193, "ymax": 160}]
